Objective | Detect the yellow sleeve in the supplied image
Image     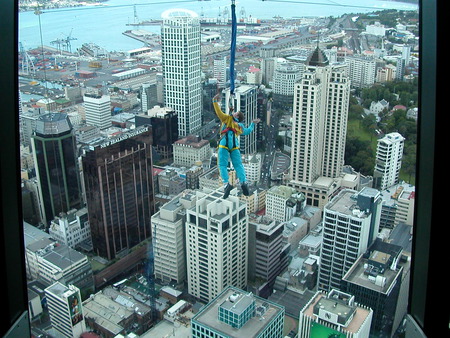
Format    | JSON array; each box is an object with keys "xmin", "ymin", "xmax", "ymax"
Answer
[{"xmin": 213, "ymin": 101, "xmax": 230, "ymax": 123}]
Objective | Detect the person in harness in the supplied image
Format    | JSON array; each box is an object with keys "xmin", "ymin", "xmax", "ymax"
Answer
[{"xmin": 213, "ymin": 93, "xmax": 260, "ymax": 198}]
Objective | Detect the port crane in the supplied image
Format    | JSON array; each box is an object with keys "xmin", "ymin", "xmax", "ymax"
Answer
[
  {"xmin": 50, "ymin": 28, "xmax": 77, "ymax": 54},
  {"xmin": 19, "ymin": 42, "xmax": 36, "ymax": 76}
]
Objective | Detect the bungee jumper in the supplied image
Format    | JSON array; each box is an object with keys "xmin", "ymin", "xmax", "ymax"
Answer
[
  {"xmin": 213, "ymin": 93, "xmax": 260, "ymax": 198},
  {"xmin": 211, "ymin": 0, "xmax": 260, "ymax": 199}
]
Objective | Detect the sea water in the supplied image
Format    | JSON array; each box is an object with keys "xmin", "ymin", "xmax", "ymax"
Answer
[{"xmin": 19, "ymin": 0, "xmax": 418, "ymax": 52}]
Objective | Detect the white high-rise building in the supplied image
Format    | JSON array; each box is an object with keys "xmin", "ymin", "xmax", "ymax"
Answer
[
  {"xmin": 319, "ymin": 188, "xmax": 382, "ymax": 292},
  {"xmin": 151, "ymin": 192, "xmax": 196, "ymax": 284},
  {"xmin": 272, "ymin": 60, "xmax": 303, "ymax": 97},
  {"xmin": 161, "ymin": 8, "xmax": 202, "ymax": 137},
  {"xmin": 45, "ymin": 282, "xmax": 87, "ymax": 338},
  {"xmin": 345, "ymin": 55, "xmax": 376, "ymax": 89},
  {"xmin": 213, "ymin": 56, "xmax": 227, "ymax": 88},
  {"xmin": 289, "ymin": 47, "xmax": 350, "ymax": 189},
  {"xmin": 83, "ymin": 92, "xmax": 111, "ymax": 130},
  {"xmin": 223, "ymin": 85, "xmax": 258, "ymax": 155},
  {"xmin": 374, "ymin": 132, "xmax": 405, "ymax": 190},
  {"xmin": 186, "ymin": 188, "xmax": 248, "ymax": 303}
]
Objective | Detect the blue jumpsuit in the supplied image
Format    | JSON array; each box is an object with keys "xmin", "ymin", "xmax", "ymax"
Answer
[{"xmin": 213, "ymin": 101, "xmax": 255, "ymax": 185}]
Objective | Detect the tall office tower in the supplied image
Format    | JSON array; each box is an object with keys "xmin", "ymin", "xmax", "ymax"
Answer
[
  {"xmin": 401, "ymin": 45, "xmax": 411, "ymax": 65},
  {"xmin": 45, "ymin": 282, "xmax": 87, "ymax": 338},
  {"xmin": 161, "ymin": 8, "xmax": 202, "ymax": 137},
  {"xmin": 395, "ymin": 58, "xmax": 406, "ymax": 80},
  {"xmin": 135, "ymin": 105, "xmax": 178, "ymax": 160},
  {"xmin": 318, "ymin": 188, "xmax": 382, "ymax": 292},
  {"xmin": 342, "ymin": 239, "xmax": 411, "ymax": 337},
  {"xmin": 83, "ymin": 92, "xmax": 111, "ymax": 130},
  {"xmin": 214, "ymin": 56, "xmax": 227, "ymax": 88},
  {"xmin": 344, "ymin": 55, "xmax": 376, "ymax": 89},
  {"xmin": 151, "ymin": 191, "xmax": 196, "ymax": 285},
  {"xmin": 223, "ymin": 85, "xmax": 258, "ymax": 155},
  {"xmin": 191, "ymin": 286, "xmax": 285, "ymax": 338},
  {"xmin": 289, "ymin": 47, "xmax": 350, "ymax": 199},
  {"xmin": 248, "ymin": 217, "xmax": 289, "ymax": 286},
  {"xmin": 260, "ymin": 57, "xmax": 277, "ymax": 86},
  {"xmin": 373, "ymin": 132, "xmax": 405, "ymax": 190},
  {"xmin": 140, "ymin": 81, "xmax": 158, "ymax": 113},
  {"xmin": 81, "ymin": 126, "xmax": 155, "ymax": 260},
  {"xmin": 298, "ymin": 289, "xmax": 373, "ymax": 338},
  {"xmin": 186, "ymin": 188, "xmax": 248, "ymax": 303},
  {"xmin": 31, "ymin": 113, "xmax": 83, "ymax": 226}
]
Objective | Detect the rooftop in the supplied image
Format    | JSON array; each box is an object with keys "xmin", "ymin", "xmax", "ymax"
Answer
[
  {"xmin": 174, "ymin": 135, "xmax": 209, "ymax": 148},
  {"xmin": 35, "ymin": 112, "xmax": 72, "ymax": 136},
  {"xmin": 192, "ymin": 286, "xmax": 284, "ymax": 338}
]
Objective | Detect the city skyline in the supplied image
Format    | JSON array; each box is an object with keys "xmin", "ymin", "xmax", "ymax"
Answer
[{"xmin": 16, "ymin": 3, "xmax": 422, "ymax": 337}]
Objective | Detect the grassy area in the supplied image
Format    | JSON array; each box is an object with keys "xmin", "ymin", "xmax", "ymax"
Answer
[
  {"xmin": 347, "ymin": 117, "xmax": 378, "ymax": 150},
  {"xmin": 347, "ymin": 116, "xmax": 416, "ymax": 185}
]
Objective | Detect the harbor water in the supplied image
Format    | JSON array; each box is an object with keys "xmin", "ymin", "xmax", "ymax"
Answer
[{"xmin": 19, "ymin": 0, "xmax": 418, "ymax": 53}]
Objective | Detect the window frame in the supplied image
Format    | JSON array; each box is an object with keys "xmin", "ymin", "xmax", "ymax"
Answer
[{"xmin": 1, "ymin": 0, "xmax": 447, "ymax": 336}]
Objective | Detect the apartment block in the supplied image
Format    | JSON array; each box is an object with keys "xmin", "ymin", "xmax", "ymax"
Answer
[
  {"xmin": 24, "ymin": 222, "xmax": 94, "ymax": 292},
  {"xmin": 373, "ymin": 132, "xmax": 405, "ymax": 190}
]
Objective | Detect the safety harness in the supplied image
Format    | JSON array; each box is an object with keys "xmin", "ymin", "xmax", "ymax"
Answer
[{"xmin": 218, "ymin": 125, "xmax": 240, "ymax": 152}]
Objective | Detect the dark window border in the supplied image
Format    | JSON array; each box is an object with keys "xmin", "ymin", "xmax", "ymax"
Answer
[{"xmin": 1, "ymin": 0, "xmax": 447, "ymax": 336}]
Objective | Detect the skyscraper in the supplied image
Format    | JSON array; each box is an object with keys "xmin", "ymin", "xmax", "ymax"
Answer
[
  {"xmin": 135, "ymin": 105, "xmax": 178, "ymax": 160},
  {"xmin": 161, "ymin": 8, "xmax": 202, "ymax": 137},
  {"xmin": 319, "ymin": 188, "xmax": 382, "ymax": 292},
  {"xmin": 186, "ymin": 188, "xmax": 248, "ymax": 303},
  {"xmin": 83, "ymin": 92, "xmax": 111, "ymax": 130},
  {"xmin": 151, "ymin": 192, "xmax": 193, "ymax": 284},
  {"xmin": 223, "ymin": 85, "xmax": 258, "ymax": 155},
  {"xmin": 213, "ymin": 56, "xmax": 227, "ymax": 89},
  {"xmin": 373, "ymin": 132, "xmax": 405, "ymax": 190},
  {"xmin": 140, "ymin": 81, "xmax": 158, "ymax": 113},
  {"xmin": 31, "ymin": 113, "xmax": 83, "ymax": 225},
  {"xmin": 289, "ymin": 47, "xmax": 350, "ymax": 206},
  {"xmin": 81, "ymin": 126, "xmax": 155, "ymax": 260}
]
